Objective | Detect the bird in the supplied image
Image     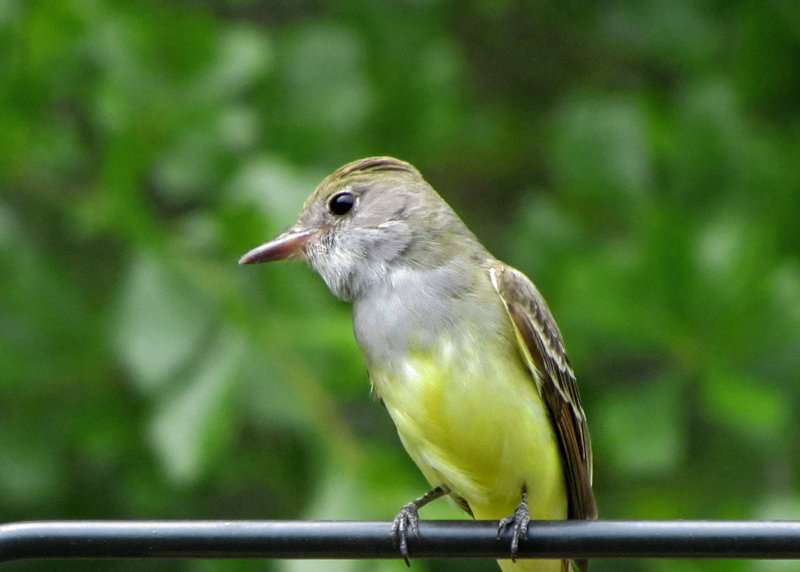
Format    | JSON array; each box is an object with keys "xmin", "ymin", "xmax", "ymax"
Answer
[{"xmin": 239, "ymin": 156, "xmax": 596, "ymax": 571}]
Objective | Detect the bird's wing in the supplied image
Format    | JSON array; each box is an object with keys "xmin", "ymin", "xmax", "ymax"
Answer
[{"xmin": 490, "ymin": 263, "xmax": 597, "ymax": 523}]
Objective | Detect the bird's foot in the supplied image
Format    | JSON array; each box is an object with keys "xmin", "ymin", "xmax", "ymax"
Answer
[
  {"xmin": 391, "ymin": 502, "xmax": 421, "ymax": 566},
  {"xmin": 390, "ymin": 486, "xmax": 448, "ymax": 566},
  {"xmin": 497, "ymin": 490, "xmax": 530, "ymax": 562}
]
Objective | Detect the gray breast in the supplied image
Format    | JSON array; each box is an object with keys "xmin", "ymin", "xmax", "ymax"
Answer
[{"xmin": 352, "ymin": 261, "xmax": 509, "ymax": 369}]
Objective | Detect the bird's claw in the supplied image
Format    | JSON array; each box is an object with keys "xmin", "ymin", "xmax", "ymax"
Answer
[
  {"xmin": 497, "ymin": 498, "xmax": 531, "ymax": 562},
  {"xmin": 391, "ymin": 502, "xmax": 421, "ymax": 566}
]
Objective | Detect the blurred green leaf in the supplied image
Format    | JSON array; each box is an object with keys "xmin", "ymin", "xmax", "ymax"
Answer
[
  {"xmin": 148, "ymin": 330, "xmax": 243, "ymax": 484},
  {"xmin": 553, "ymin": 94, "xmax": 653, "ymax": 206},
  {"xmin": 113, "ymin": 253, "xmax": 214, "ymax": 393},
  {"xmin": 594, "ymin": 376, "xmax": 685, "ymax": 476},
  {"xmin": 699, "ymin": 364, "xmax": 789, "ymax": 445}
]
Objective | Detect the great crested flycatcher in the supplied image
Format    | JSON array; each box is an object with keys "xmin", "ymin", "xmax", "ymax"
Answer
[{"xmin": 239, "ymin": 157, "xmax": 596, "ymax": 572}]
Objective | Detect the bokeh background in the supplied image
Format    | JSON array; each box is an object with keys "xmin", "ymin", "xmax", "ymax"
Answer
[{"xmin": 3, "ymin": 1, "xmax": 800, "ymax": 571}]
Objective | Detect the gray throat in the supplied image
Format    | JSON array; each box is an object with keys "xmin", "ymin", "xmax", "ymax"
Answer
[{"xmin": 351, "ymin": 254, "xmax": 505, "ymax": 370}]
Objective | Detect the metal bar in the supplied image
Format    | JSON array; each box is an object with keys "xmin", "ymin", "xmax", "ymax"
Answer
[{"xmin": 2, "ymin": 520, "xmax": 800, "ymax": 563}]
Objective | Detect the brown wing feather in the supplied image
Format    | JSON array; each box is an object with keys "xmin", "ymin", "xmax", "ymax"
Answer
[{"xmin": 490, "ymin": 263, "xmax": 597, "ymax": 523}]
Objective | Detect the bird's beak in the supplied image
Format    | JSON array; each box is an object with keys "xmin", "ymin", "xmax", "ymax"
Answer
[{"xmin": 238, "ymin": 228, "xmax": 315, "ymax": 265}]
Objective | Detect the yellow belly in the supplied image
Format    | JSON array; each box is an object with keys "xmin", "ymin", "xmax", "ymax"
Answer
[{"xmin": 371, "ymin": 338, "xmax": 567, "ymax": 522}]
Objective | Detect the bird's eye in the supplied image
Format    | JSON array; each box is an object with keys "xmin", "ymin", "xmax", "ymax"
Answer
[{"xmin": 328, "ymin": 191, "xmax": 356, "ymax": 215}]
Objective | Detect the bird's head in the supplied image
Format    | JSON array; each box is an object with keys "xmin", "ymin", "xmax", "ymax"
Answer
[{"xmin": 239, "ymin": 157, "xmax": 476, "ymax": 301}]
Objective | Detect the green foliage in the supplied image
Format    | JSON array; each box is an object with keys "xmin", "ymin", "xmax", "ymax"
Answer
[{"xmin": 2, "ymin": 1, "xmax": 799, "ymax": 571}]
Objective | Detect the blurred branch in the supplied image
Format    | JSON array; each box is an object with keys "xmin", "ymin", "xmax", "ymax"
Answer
[{"xmin": 2, "ymin": 520, "xmax": 800, "ymax": 562}]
